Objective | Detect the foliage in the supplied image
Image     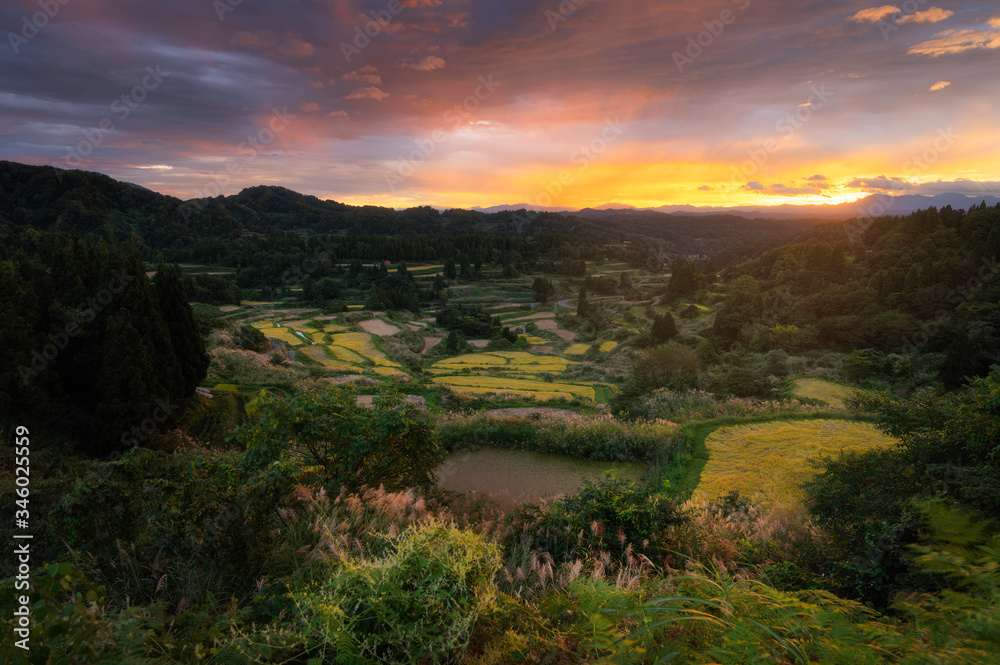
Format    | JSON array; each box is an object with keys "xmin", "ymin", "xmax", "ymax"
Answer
[
  {"xmin": 436, "ymin": 304, "xmax": 500, "ymax": 338},
  {"xmin": 435, "ymin": 412, "xmax": 686, "ymax": 463},
  {"xmin": 292, "ymin": 522, "xmax": 502, "ymax": 665},
  {"xmin": 805, "ymin": 371, "xmax": 1000, "ymax": 607},
  {"xmin": 630, "ymin": 344, "xmax": 702, "ymax": 392},
  {"xmin": 233, "ymin": 387, "xmax": 443, "ymax": 492}
]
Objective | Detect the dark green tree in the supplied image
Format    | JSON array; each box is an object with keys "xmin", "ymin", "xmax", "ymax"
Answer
[
  {"xmin": 650, "ymin": 313, "xmax": 678, "ymax": 343},
  {"xmin": 444, "ymin": 258, "xmax": 457, "ymax": 280},
  {"xmin": 153, "ymin": 262, "xmax": 209, "ymax": 395}
]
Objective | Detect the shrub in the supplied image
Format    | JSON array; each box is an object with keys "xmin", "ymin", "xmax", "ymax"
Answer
[
  {"xmin": 233, "ymin": 388, "xmax": 442, "ymax": 493},
  {"xmin": 631, "ymin": 344, "xmax": 702, "ymax": 392},
  {"xmin": 232, "ymin": 322, "xmax": 270, "ymax": 352},
  {"xmin": 293, "ymin": 523, "xmax": 501, "ymax": 664}
]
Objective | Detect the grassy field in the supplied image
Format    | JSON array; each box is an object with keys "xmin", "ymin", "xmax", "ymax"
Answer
[
  {"xmin": 693, "ymin": 419, "xmax": 896, "ymax": 508},
  {"xmin": 792, "ymin": 378, "xmax": 857, "ymax": 408},
  {"xmin": 433, "ymin": 375, "xmax": 597, "ymax": 401}
]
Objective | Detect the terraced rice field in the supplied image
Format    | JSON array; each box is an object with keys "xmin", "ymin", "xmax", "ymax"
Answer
[
  {"xmin": 249, "ymin": 319, "xmax": 401, "ymax": 374},
  {"xmin": 431, "ymin": 352, "xmax": 578, "ymax": 374},
  {"xmin": 520, "ymin": 335, "xmax": 549, "ymax": 345},
  {"xmin": 564, "ymin": 344, "xmax": 590, "ymax": 355},
  {"xmin": 430, "ymin": 351, "xmax": 594, "ymax": 401},
  {"xmin": 329, "ymin": 332, "xmax": 400, "ymax": 367},
  {"xmin": 694, "ymin": 420, "xmax": 897, "ymax": 508},
  {"xmin": 299, "ymin": 345, "xmax": 355, "ymax": 371},
  {"xmin": 261, "ymin": 327, "xmax": 307, "ymax": 346},
  {"xmin": 433, "ymin": 375, "xmax": 596, "ymax": 401},
  {"xmin": 599, "ymin": 341, "xmax": 619, "ymax": 353},
  {"xmin": 792, "ymin": 379, "xmax": 856, "ymax": 408}
]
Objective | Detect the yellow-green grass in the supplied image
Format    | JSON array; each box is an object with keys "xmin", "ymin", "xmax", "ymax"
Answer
[
  {"xmin": 432, "ymin": 375, "xmax": 596, "ymax": 400},
  {"xmin": 282, "ymin": 319, "xmax": 320, "ymax": 331},
  {"xmin": 444, "ymin": 386, "xmax": 575, "ymax": 401},
  {"xmin": 564, "ymin": 343, "xmax": 591, "ymax": 355},
  {"xmin": 792, "ymin": 379, "xmax": 857, "ymax": 408},
  {"xmin": 432, "ymin": 353, "xmax": 577, "ymax": 374},
  {"xmin": 693, "ymin": 420, "xmax": 897, "ymax": 508},
  {"xmin": 300, "ymin": 345, "xmax": 356, "ymax": 371},
  {"xmin": 372, "ymin": 366, "xmax": 409, "ymax": 379},
  {"xmin": 262, "ymin": 329, "xmax": 307, "ymax": 346},
  {"xmin": 327, "ymin": 344, "xmax": 367, "ymax": 364},
  {"xmin": 435, "ymin": 354, "xmax": 509, "ymax": 367},
  {"xmin": 329, "ymin": 332, "xmax": 400, "ymax": 367},
  {"xmin": 599, "ymin": 341, "xmax": 619, "ymax": 353},
  {"xmin": 241, "ymin": 301, "xmax": 280, "ymax": 306}
]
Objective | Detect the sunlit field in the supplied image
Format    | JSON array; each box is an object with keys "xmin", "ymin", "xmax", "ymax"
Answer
[
  {"xmin": 792, "ymin": 378, "xmax": 857, "ymax": 408},
  {"xmin": 694, "ymin": 420, "xmax": 897, "ymax": 508}
]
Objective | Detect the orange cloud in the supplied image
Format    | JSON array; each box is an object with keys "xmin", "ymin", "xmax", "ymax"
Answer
[
  {"xmin": 847, "ymin": 6, "xmax": 900, "ymax": 23},
  {"xmin": 908, "ymin": 20, "xmax": 1000, "ymax": 56},
  {"xmin": 898, "ymin": 7, "xmax": 954, "ymax": 23},
  {"xmin": 402, "ymin": 55, "xmax": 446, "ymax": 71},
  {"xmin": 345, "ymin": 87, "xmax": 390, "ymax": 101},
  {"xmin": 929, "ymin": 81, "xmax": 951, "ymax": 91}
]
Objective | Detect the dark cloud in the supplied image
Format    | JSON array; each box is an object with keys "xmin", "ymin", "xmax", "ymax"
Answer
[{"xmin": 1, "ymin": 0, "xmax": 997, "ymax": 204}]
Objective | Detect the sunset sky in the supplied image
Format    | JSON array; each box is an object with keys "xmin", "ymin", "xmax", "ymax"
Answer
[{"xmin": 2, "ymin": 0, "xmax": 999, "ymax": 210}]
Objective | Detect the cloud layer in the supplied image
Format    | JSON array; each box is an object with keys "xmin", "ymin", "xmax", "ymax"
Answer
[{"xmin": 1, "ymin": 0, "xmax": 997, "ymax": 208}]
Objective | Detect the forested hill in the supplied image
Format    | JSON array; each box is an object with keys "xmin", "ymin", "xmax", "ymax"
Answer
[
  {"xmin": 1, "ymin": 161, "xmax": 820, "ymax": 260},
  {"xmin": 713, "ymin": 201, "xmax": 1000, "ymax": 385}
]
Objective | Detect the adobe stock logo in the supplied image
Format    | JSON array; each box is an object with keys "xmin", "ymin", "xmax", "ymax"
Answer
[{"xmin": 7, "ymin": 0, "xmax": 72, "ymax": 55}]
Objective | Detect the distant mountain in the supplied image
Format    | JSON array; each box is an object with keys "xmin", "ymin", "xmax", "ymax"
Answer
[
  {"xmin": 0, "ymin": 161, "xmax": 829, "ymax": 260},
  {"xmin": 641, "ymin": 194, "xmax": 1000, "ymax": 219},
  {"xmin": 471, "ymin": 194, "xmax": 999, "ymax": 220}
]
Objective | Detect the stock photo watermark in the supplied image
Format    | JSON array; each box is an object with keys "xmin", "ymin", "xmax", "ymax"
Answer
[
  {"xmin": 11, "ymin": 425, "xmax": 32, "ymax": 651},
  {"xmin": 340, "ymin": 0, "xmax": 406, "ymax": 63},
  {"xmin": 730, "ymin": 84, "xmax": 833, "ymax": 184},
  {"xmin": 546, "ymin": 0, "xmax": 588, "ymax": 32},
  {"xmin": 845, "ymin": 126, "xmax": 959, "ymax": 243},
  {"xmin": 16, "ymin": 271, "xmax": 135, "ymax": 385},
  {"xmin": 673, "ymin": 0, "xmax": 752, "ymax": 73},
  {"xmin": 385, "ymin": 75, "xmax": 501, "ymax": 191},
  {"xmin": 179, "ymin": 106, "xmax": 296, "ymax": 220},
  {"xmin": 6, "ymin": 0, "xmax": 71, "ymax": 54},
  {"xmin": 53, "ymin": 65, "xmax": 169, "ymax": 174},
  {"xmin": 116, "ymin": 397, "xmax": 180, "ymax": 453},
  {"xmin": 901, "ymin": 255, "xmax": 1000, "ymax": 353}
]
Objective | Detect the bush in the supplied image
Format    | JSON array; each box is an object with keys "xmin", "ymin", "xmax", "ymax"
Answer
[
  {"xmin": 233, "ymin": 388, "xmax": 442, "ymax": 493},
  {"xmin": 232, "ymin": 322, "xmax": 271, "ymax": 352},
  {"xmin": 294, "ymin": 523, "xmax": 501, "ymax": 664},
  {"xmin": 631, "ymin": 344, "xmax": 702, "ymax": 392},
  {"xmin": 434, "ymin": 413, "xmax": 685, "ymax": 463}
]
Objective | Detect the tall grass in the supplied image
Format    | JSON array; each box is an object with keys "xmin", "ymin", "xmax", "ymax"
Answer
[
  {"xmin": 435, "ymin": 412, "xmax": 686, "ymax": 463},
  {"xmin": 634, "ymin": 387, "xmax": 849, "ymax": 422}
]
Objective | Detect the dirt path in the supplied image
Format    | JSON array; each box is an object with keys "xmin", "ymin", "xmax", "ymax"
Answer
[
  {"xmin": 422, "ymin": 336, "xmax": 443, "ymax": 353},
  {"xmin": 535, "ymin": 318, "xmax": 577, "ymax": 341},
  {"xmin": 358, "ymin": 319, "xmax": 401, "ymax": 336}
]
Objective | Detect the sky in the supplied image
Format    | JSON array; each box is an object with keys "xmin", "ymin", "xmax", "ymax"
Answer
[{"xmin": 2, "ymin": 0, "xmax": 999, "ymax": 210}]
